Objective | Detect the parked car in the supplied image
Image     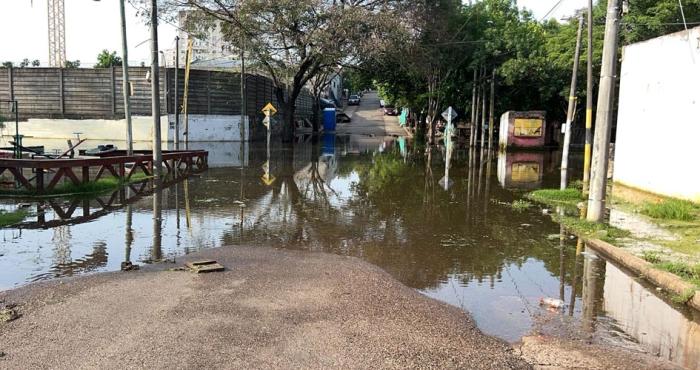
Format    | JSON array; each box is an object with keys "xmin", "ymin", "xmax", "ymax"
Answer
[
  {"xmin": 383, "ymin": 105, "xmax": 399, "ymax": 116},
  {"xmin": 348, "ymin": 95, "xmax": 361, "ymax": 105}
]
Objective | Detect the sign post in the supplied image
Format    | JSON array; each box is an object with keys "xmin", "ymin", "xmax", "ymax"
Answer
[
  {"xmin": 439, "ymin": 106, "xmax": 457, "ymax": 190},
  {"xmin": 261, "ymin": 102, "xmax": 277, "ymax": 186}
]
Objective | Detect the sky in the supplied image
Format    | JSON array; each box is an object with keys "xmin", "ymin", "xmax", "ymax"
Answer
[{"xmin": 0, "ymin": 0, "xmax": 590, "ymax": 67}]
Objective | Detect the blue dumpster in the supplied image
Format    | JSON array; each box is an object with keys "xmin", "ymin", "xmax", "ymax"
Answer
[{"xmin": 323, "ymin": 108, "xmax": 337, "ymax": 132}]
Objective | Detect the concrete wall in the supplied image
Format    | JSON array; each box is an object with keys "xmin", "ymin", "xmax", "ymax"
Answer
[
  {"xmin": 614, "ymin": 26, "xmax": 700, "ymax": 202},
  {"xmin": 0, "ymin": 114, "xmax": 251, "ymax": 143},
  {"xmin": 167, "ymin": 114, "xmax": 248, "ymax": 142},
  {"xmin": 0, "ymin": 116, "xmax": 168, "ymax": 142}
]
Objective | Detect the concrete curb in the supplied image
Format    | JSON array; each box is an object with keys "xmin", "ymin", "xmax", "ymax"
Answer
[{"xmin": 586, "ymin": 238, "xmax": 700, "ymax": 311}]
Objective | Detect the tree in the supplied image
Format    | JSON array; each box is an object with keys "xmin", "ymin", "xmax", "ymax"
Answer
[
  {"xmin": 95, "ymin": 50, "xmax": 123, "ymax": 68},
  {"xmin": 154, "ymin": 0, "xmax": 405, "ymax": 141},
  {"xmin": 31, "ymin": 60, "xmax": 40, "ymax": 67},
  {"xmin": 64, "ymin": 60, "xmax": 81, "ymax": 69},
  {"xmin": 2, "ymin": 61, "xmax": 13, "ymax": 68},
  {"xmin": 20, "ymin": 59, "xmax": 30, "ymax": 68}
]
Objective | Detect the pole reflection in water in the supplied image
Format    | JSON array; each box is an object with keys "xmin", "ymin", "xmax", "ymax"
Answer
[
  {"xmin": 581, "ymin": 245, "xmax": 605, "ymax": 335},
  {"xmin": 151, "ymin": 182, "xmax": 163, "ymax": 261}
]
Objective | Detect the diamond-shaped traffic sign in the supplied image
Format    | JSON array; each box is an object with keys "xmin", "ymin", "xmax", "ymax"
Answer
[
  {"xmin": 441, "ymin": 106, "xmax": 457, "ymax": 122},
  {"xmin": 262, "ymin": 102, "xmax": 277, "ymax": 116}
]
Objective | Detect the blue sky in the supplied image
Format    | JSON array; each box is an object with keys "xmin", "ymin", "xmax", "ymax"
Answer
[{"xmin": 0, "ymin": 0, "xmax": 590, "ymax": 66}]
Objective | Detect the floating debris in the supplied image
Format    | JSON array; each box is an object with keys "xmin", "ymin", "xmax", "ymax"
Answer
[
  {"xmin": 185, "ymin": 260, "xmax": 225, "ymax": 273},
  {"xmin": 539, "ymin": 297, "xmax": 566, "ymax": 310},
  {"xmin": 0, "ymin": 301, "xmax": 20, "ymax": 323},
  {"xmin": 120, "ymin": 261, "xmax": 140, "ymax": 271}
]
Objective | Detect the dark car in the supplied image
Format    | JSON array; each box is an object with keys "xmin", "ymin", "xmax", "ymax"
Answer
[
  {"xmin": 348, "ymin": 95, "xmax": 361, "ymax": 106},
  {"xmin": 383, "ymin": 105, "xmax": 399, "ymax": 116}
]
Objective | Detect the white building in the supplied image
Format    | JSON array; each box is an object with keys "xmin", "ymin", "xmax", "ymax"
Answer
[
  {"xmin": 613, "ymin": 26, "xmax": 700, "ymax": 202},
  {"xmin": 163, "ymin": 11, "xmax": 237, "ymax": 69}
]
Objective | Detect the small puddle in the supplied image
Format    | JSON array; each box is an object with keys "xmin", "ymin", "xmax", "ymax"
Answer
[{"xmin": 1, "ymin": 135, "xmax": 698, "ymax": 368}]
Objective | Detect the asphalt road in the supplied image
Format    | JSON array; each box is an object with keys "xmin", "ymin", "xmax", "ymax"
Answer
[
  {"xmin": 336, "ymin": 92, "xmax": 407, "ymax": 137},
  {"xmin": 0, "ymin": 246, "xmax": 529, "ymax": 369}
]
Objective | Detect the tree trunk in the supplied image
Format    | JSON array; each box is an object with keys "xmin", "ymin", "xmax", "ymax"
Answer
[{"xmin": 311, "ymin": 97, "xmax": 321, "ymax": 133}]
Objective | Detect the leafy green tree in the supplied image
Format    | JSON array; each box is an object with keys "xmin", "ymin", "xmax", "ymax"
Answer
[
  {"xmin": 31, "ymin": 60, "xmax": 40, "ymax": 67},
  {"xmin": 95, "ymin": 50, "xmax": 123, "ymax": 68},
  {"xmin": 19, "ymin": 59, "xmax": 30, "ymax": 68},
  {"xmin": 64, "ymin": 60, "xmax": 81, "ymax": 69},
  {"xmin": 151, "ymin": 0, "xmax": 405, "ymax": 141},
  {"xmin": 2, "ymin": 61, "xmax": 13, "ymax": 68}
]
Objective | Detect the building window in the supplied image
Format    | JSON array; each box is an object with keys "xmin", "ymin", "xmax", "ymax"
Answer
[{"xmin": 513, "ymin": 118, "xmax": 543, "ymax": 137}]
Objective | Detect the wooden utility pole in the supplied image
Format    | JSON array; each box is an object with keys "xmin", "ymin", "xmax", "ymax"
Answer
[
  {"xmin": 470, "ymin": 69, "xmax": 477, "ymax": 147},
  {"xmin": 174, "ymin": 36, "xmax": 179, "ymax": 149},
  {"xmin": 119, "ymin": 0, "xmax": 133, "ymax": 156},
  {"xmin": 560, "ymin": 15, "xmax": 584, "ymax": 190},
  {"xmin": 488, "ymin": 69, "xmax": 495, "ymax": 150},
  {"xmin": 587, "ymin": 0, "xmax": 621, "ymax": 222},
  {"xmin": 582, "ymin": 0, "xmax": 595, "ymax": 196},
  {"xmin": 150, "ymin": 0, "xmax": 163, "ymax": 178}
]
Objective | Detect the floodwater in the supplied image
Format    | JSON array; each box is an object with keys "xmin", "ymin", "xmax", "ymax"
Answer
[{"xmin": 1, "ymin": 135, "xmax": 699, "ymax": 369}]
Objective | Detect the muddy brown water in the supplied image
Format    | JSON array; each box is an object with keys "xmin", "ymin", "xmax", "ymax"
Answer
[{"xmin": 1, "ymin": 135, "xmax": 699, "ymax": 369}]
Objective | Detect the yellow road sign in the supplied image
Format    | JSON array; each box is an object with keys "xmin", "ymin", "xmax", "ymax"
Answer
[
  {"xmin": 261, "ymin": 173, "xmax": 276, "ymax": 186},
  {"xmin": 262, "ymin": 102, "xmax": 277, "ymax": 116}
]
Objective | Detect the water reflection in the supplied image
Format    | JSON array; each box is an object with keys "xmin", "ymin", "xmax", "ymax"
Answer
[{"xmin": 0, "ymin": 138, "xmax": 698, "ymax": 367}]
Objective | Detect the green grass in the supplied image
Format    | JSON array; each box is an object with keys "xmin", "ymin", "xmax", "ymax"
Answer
[
  {"xmin": 0, "ymin": 209, "xmax": 28, "ymax": 227},
  {"xmin": 655, "ymin": 261, "xmax": 700, "ymax": 288},
  {"xmin": 671, "ymin": 289, "xmax": 697, "ymax": 304},
  {"xmin": 554, "ymin": 214, "xmax": 631, "ymax": 243},
  {"xmin": 511, "ymin": 199, "xmax": 533, "ymax": 212},
  {"xmin": 527, "ymin": 188, "xmax": 583, "ymax": 208},
  {"xmin": 642, "ymin": 199, "xmax": 697, "ymax": 221},
  {"xmin": 641, "ymin": 250, "xmax": 662, "ymax": 264},
  {"xmin": 0, "ymin": 173, "xmax": 151, "ymax": 198}
]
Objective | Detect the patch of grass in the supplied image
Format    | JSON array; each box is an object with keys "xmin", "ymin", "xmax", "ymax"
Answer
[
  {"xmin": 641, "ymin": 199, "xmax": 697, "ymax": 221},
  {"xmin": 569, "ymin": 180, "xmax": 584, "ymax": 191},
  {"xmin": 641, "ymin": 250, "xmax": 662, "ymax": 264},
  {"xmin": 554, "ymin": 215, "xmax": 631, "ymax": 243},
  {"xmin": 527, "ymin": 188, "xmax": 583, "ymax": 208},
  {"xmin": 655, "ymin": 261, "xmax": 700, "ymax": 287},
  {"xmin": 0, "ymin": 173, "xmax": 151, "ymax": 198},
  {"xmin": 670, "ymin": 289, "xmax": 696, "ymax": 304},
  {"xmin": 511, "ymin": 199, "xmax": 533, "ymax": 212},
  {"xmin": 0, "ymin": 209, "xmax": 28, "ymax": 227}
]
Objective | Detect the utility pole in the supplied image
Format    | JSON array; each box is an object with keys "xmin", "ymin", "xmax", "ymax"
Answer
[
  {"xmin": 480, "ymin": 68, "xmax": 487, "ymax": 148},
  {"xmin": 119, "ymin": 0, "xmax": 133, "ymax": 156},
  {"xmin": 587, "ymin": 0, "xmax": 621, "ymax": 222},
  {"xmin": 470, "ymin": 69, "xmax": 477, "ymax": 147},
  {"xmin": 488, "ymin": 68, "xmax": 495, "ymax": 150},
  {"xmin": 582, "ymin": 0, "xmax": 595, "ymax": 196},
  {"xmin": 474, "ymin": 70, "xmax": 481, "ymax": 148},
  {"xmin": 240, "ymin": 36, "xmax": 246, "ymax": 143},
  {"xmin": 560, "ymin": 15, "xmax": 584, "ymax": 190},
  {"xmin": 174, "ymin": 36, "xmax": 179, "ymax": 150},
  {"xmin": 150, "ymin": 0, "xmax": 163, "ymax": 178}
]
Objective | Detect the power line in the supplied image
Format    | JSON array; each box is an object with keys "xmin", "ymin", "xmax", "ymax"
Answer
[{"xmin": 541, "ymin": 0, "xmax": 567, "ymax": 21}]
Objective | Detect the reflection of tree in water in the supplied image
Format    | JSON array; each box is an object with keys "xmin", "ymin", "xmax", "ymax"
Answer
[{"xmin": 220, "ymin": 142, "xmax": 581, "ymax": 295}]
